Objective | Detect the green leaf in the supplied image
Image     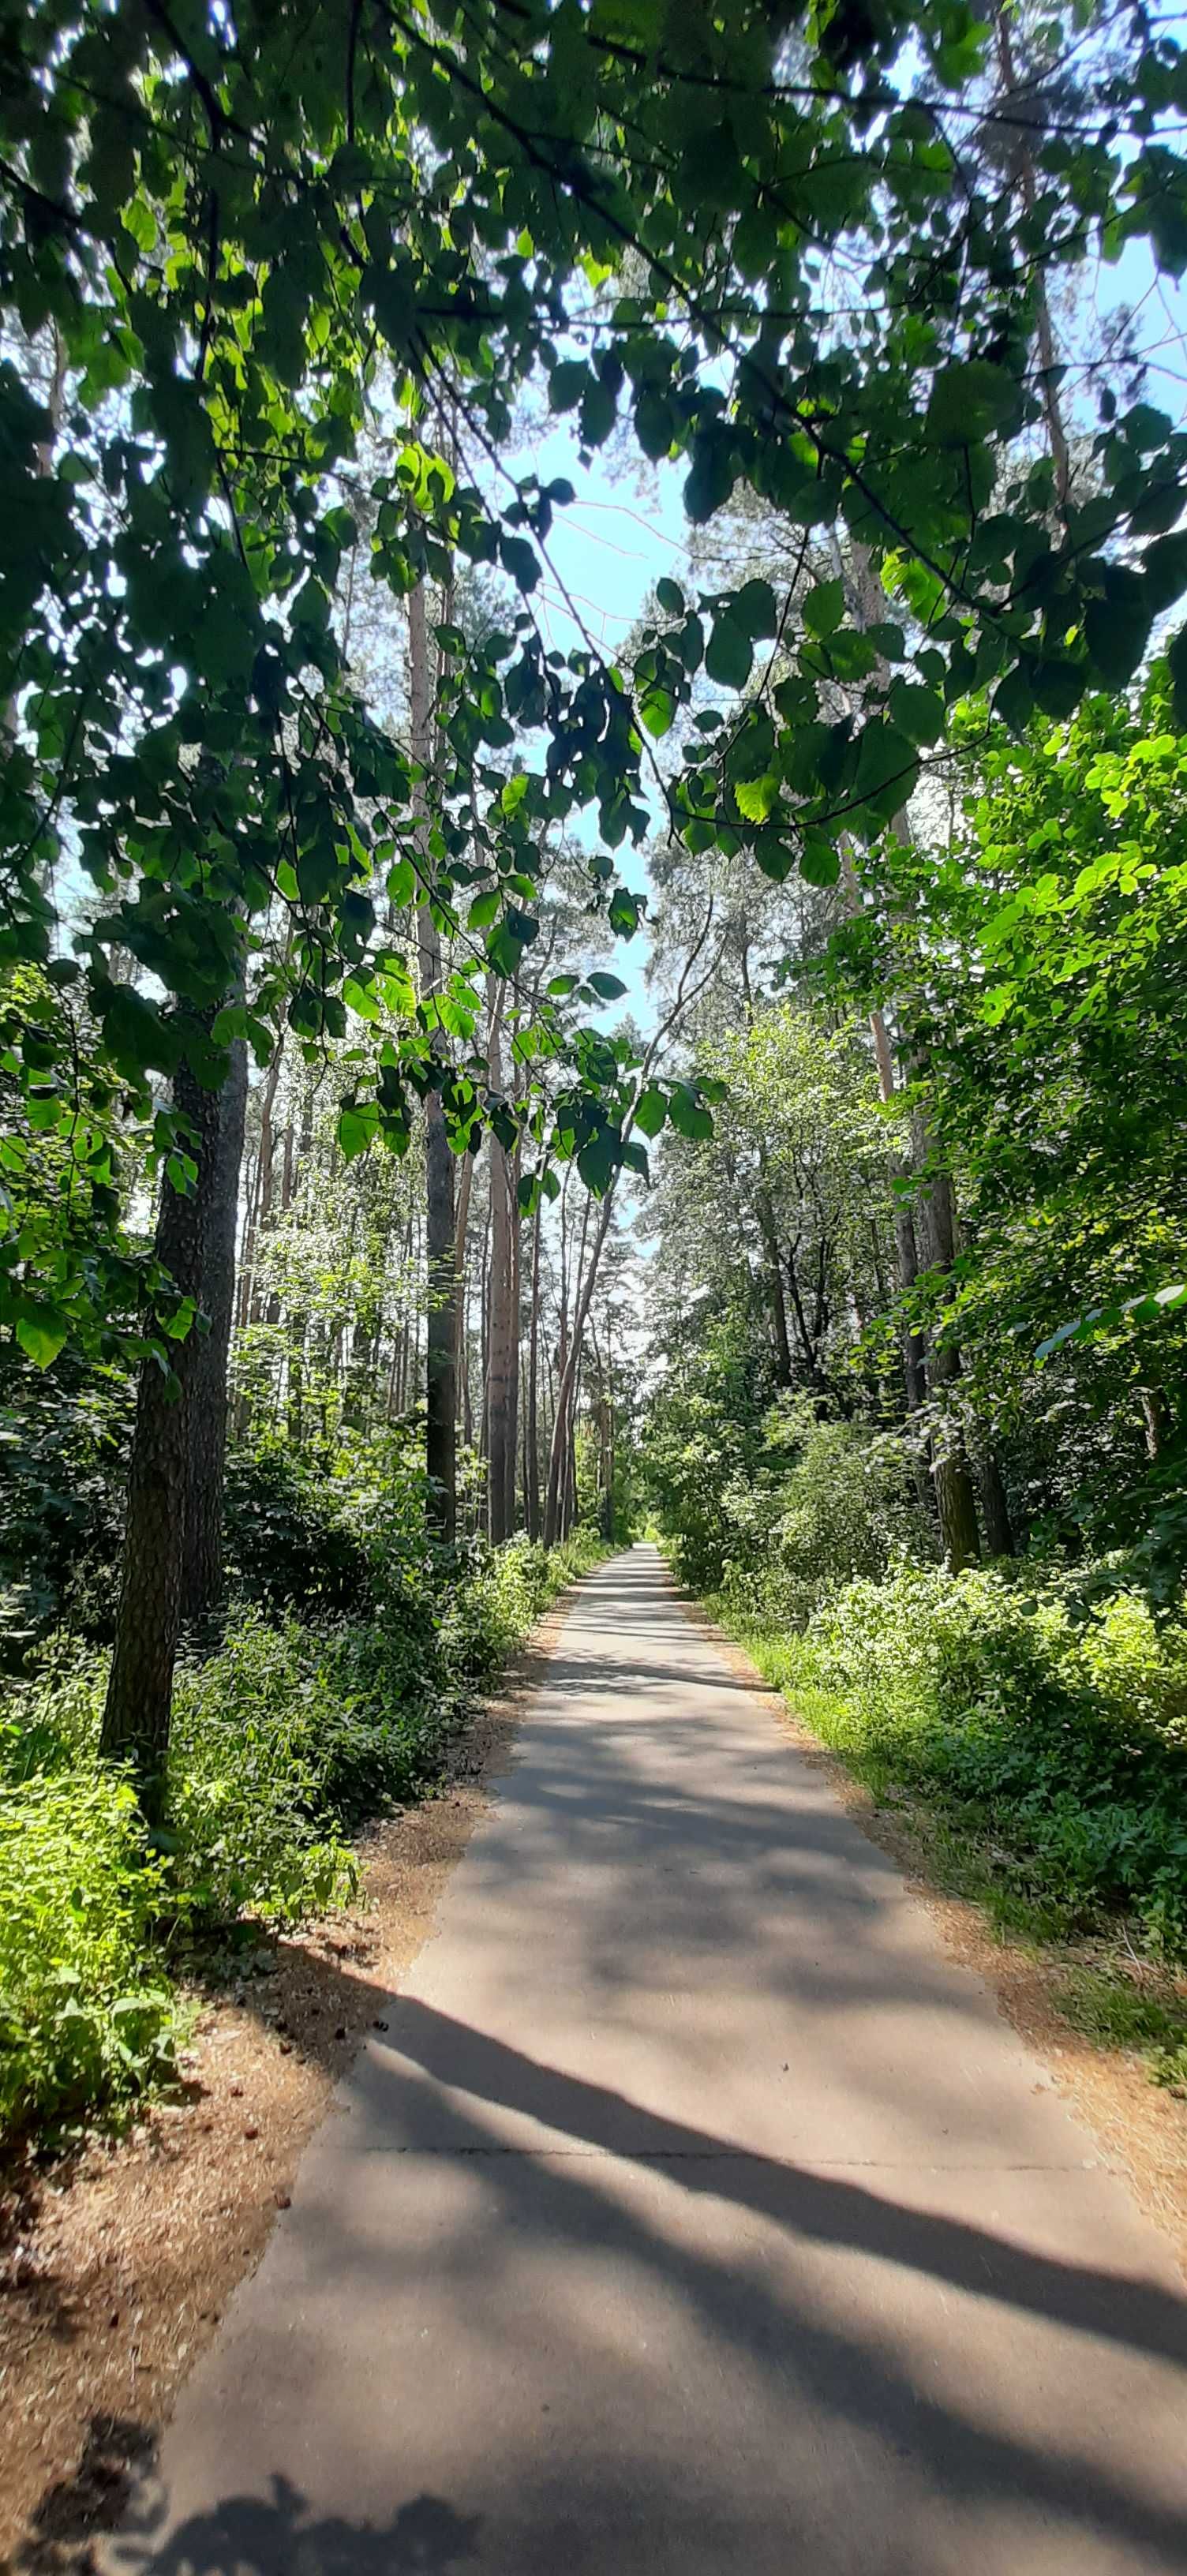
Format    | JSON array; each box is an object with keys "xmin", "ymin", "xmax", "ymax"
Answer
[
  {"xmin": 734, "ymin": 578, "xmax": 778, "ymax": 638},
  {"xmin": 17, "ymin": 1312, "xmax": 68, "ymax": 1370},
  {"xmin": 581, "ymin": 374, "xmax": 616, "ymax": 447},
  {"xmin": 577, "ymin": 1129, "xmax": 618, "ymax": 1195},
  {"xmin": 925, "ymin": 360, "xmax": 1020, "ymax": 448},
  {"xmin": 803, "ymin": 578, "xmax": 845, "ymax": 638},
  {"xmin": 656, "ymin": 577, "xmax": 685, "ymax": 616},
  {"xmin": 848, "ymin": 719, "xmax": 918, "ymax": 821},
  {"xmin": 888, "ymin": 680, "xmax": 945, "ymax": 746},
  {"xmin": 634, "ymin": 1084, "xmax": 667, "ymax": 1137},
  {"xmin": 549, "ymin": 360, "xmax": 586, "ymax": 411},
  {"xmin": 588, "ymin": 970, "xmax": 627, "ymax": 1000},
  {"xmin": 994, "ymin": 662, "xmax": 1034, "ymax": 735},
  {"xmin": 705, "ymin": 614, "xmax": 753, "ymax": 689},
  {"xmin": 339, "ymin": 1103, "xmax": 378, "ymax": 1160},
  {"xmin": 683, "ymin": 435, "xmax": 736, "ymax": 525},
  {"xmin": 799, "ymin": 836, "xmax": 841, "ymax": 886},
  {"xmin": 667, "ymin": 1087, "xmax": 713, "ymax": 1140},
  {"xmin": 343, "ymin": 974, "xmax": 382, "ymax": 1021},
  {"xmin": 467, "ymin": 888, "xmax": 500, "ymax": 928},
  {"xmin": 639, "ymin": 683, "xmax": 676, "ymax": 738},
  {"xmin": 500, "ymin": 535, "xmax": 539, "ymax": 593},
  {"xmin": 1084, "ymin": 575, "xmax": 1149, "ymax": 690},
  {"xmin": 1142, "ymin": 532, "xmax": 1187, "ymax": 616},
  {"xmin": 754, "ymin": 829, "xmax": 795, "ymax": 881},
  {"xmin": 386, "ymin": 856, "xmax": 416, "ymax": 907},
  {"xmin": 635, "ymin": 388, "xmax": 673, "ymax": 459},
  {"xmin": 1031, "ymin": 656, "xmax": 1084, "ymax": 721},
  {"xmin": 735, "ymin": 772, "xmax": 779, "ymax": 822}
]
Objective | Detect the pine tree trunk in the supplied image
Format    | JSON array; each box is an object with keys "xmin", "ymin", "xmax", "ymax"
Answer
[
  {"xmin": 756, "ymin": 1178, "xmax": 792, "ymax": 1387},
  {"xmin": 916, "ymin": 1163, "xmax": 982, "ymax": 1571},
  {"xmin": 101, "ymin": 1039, "xmax": 226, "ymax": 1815},
  {"xmin": 526, "ymin": 1191, "xmax": 542, "ymax": 1541},
  {"xmin": 180, "ymin": 1033, "xmax": 248, "ymax": 1626},
  {"xmin": 485, "ymin": 992, "xmax": 519, "ymax": 1544},
  {"xmin": 409, "ymin": 577, "xmax": 456, "ymax": 1540}
]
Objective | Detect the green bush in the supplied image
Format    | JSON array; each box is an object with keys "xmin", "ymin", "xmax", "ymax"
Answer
[
  {"xmin": 0, "ymin": 1765, "xmax": 178, "ymax": 2133},
  {"xmin": 223, "ymin": 1442, "xmax": 375, "ymax": 1616},
  {"xmin": 168, "ymin": 1616, "xmax": 364, "ymax": 1925},
  {"xmin": 720, "ymin": 1563, "xmax": 1187, "ymax": 1958},
  {"xmin": 717, "ymin": 1398, "xmax": 936, "ymax": 1628},
  {"xmin": 0, "ymin": 1522, "xmax": 607, "ymax": 2141},
  {"xmin": 440, "ymin": 1529, "xmax": 603, "ymax": 1679}
]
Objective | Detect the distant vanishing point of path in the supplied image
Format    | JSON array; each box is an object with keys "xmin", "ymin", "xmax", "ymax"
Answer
[{"xmin": 105, "ymin": 1546, "xmax": 1187, "ymax": 2575}]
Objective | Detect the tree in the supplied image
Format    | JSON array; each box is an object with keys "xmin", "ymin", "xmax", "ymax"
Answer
[
  {"xmin": 181, "ymin": 1032, "xmax": 249, "ymax": 1622},
  {"xmin": 409, "ymin": 577, "xmax": 458, "ymax": 1540},
  {"xmin": 99, "ymin": 1021, "xmax": 231, "ymax": 1814},
  {"xmin": 4, "ymin": 0, "xmax": 1187, "ymax": 1788}
]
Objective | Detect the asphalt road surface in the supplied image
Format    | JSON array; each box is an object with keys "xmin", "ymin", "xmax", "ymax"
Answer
[{"xmin": 104, "ymin": 1545, "xmax": 1187, "ymax": 2575}]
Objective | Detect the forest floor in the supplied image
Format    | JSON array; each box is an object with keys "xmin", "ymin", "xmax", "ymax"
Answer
[
  {"xmin": 0, "ymin": 1604, "xmax": 560, "ymax": 2576},
  {"xmin": 0, "ymin": 1559, "xmax": 1185, "ymax": 2573}
]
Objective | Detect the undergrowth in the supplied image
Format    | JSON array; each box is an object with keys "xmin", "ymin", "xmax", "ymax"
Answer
[
  {"xmin": 703, "ymin": 1560, "xmax": 1187, "ymax": 1966},
  {"xmin": 0, "ymin": 1522, "xmax": 606, "ymax": 2144},
  {"xmin": 1056, "ymin": 1968, "xmax": 1187, "ymax": 2095}
]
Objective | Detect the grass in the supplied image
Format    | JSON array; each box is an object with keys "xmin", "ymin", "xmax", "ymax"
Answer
[{"xmin": 1056, "ymin": 1968, "xmax": 1187, "ymax": 2094}]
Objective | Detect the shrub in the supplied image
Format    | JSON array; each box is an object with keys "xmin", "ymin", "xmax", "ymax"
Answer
[
  {"xmin": 436, "ymin": 1526, "xmax": 602, "ymax": 1679},
  {"xmin": 168, "ymin": 1616, "xmax": 363, "ymax": 1925},
  {"xmin": 0, "ymin": 1521, "xmax": 606, "ymax": 2140},
  {"xmin": 721, "ymin": 1562, "xmax": 1187, "ymax": 1958},
  {"xmin": 223, "ymin": 1443, "xmax": 373, "ymax": 1616},
  {"xmin": 717, "ymin": 1399, "xmax": 936, "ymax": 1628},
  {"xmin": 0, "ymin": 1766, "xmax": 178, "ymax": 2133}
]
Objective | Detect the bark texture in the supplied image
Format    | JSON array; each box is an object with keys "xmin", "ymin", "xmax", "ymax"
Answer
[
  {"xmin": 409, "ymin": 575, "xmax": 457, "ymax": 1540},
  {"xmin": 181, "ymin": 1032, "xmax": 248, "ymax": 1623},
  {"xmin": 485, "ymin": 992, "xmax": 519, "ymax": 1544},
  {"xmin": 101, "ymin": 1043, "xmax": 227, "ymax": 1814}
]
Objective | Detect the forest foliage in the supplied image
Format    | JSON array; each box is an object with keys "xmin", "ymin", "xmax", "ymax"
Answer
[{"xmin": 2, "ymin": 0, "xmax": 1187, "ymax": 2138}]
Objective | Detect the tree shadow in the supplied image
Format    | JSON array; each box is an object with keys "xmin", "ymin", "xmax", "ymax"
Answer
[
  {"xmin": 113, "ymin": 2472, "xmax": 481, "ymax": 2574},
  {"xmin": 8, "ymin": 2444, "xmax": 480, "ymax": 2574},
  {"xmin": 366, "ymin": 1994, "xmax": 1187, "ymax": 2372}
]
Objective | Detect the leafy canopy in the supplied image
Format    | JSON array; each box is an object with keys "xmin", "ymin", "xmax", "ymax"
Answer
[{"xmin": 3, "ymin": 0, "xmax": 1187, "ymax": 1357}]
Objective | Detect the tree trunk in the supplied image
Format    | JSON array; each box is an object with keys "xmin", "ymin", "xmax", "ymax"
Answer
[
  {"xmin": 756, "ymin": 1175, "xmax": 792, "ymax": 1386},
  {"xmin": 739, "ymin": 936, "xmax": 793, "ymax": 1387},
  {"xmin": 1140, "ymin": 1387, "xmax": 1167, "ymax": 1462},
  {"xmin": 101, "ymin": 1034, "xmax": 227, "ymax": 1814},
  {"xmin": 485, "ymin": 990, "xmax": 519, "ymax": 1544},
  {"xmin": 180, "ymin": 1032, "xmax": 248, "ymax": 1624},
  {"xmin": 526, "ymin": 1189, "xmax": 542, "ymax": 1541},
  {"xmin": 915, "ymin": 1161, "xmax": 982, "ymax": 1571},
  {"xmin": 991, "ymin": 0, "xmax": 1073, "ymax": 515},
  {"xmin": 410, "ymin": 577, "xmax": 456, "ymax": 1540},
  {"xmin": 977, "ymin": 1445, "xmax": 1017, "ymax": 1556}
]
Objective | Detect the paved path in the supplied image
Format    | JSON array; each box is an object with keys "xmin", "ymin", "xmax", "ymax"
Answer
[{"xmin": 108, "ymin": 1547, "xmax": 1187, "ymax": 2575}]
